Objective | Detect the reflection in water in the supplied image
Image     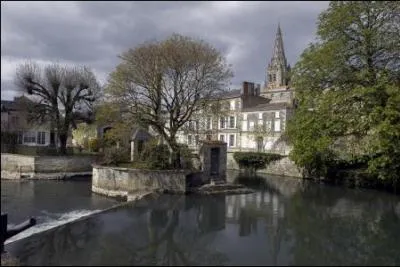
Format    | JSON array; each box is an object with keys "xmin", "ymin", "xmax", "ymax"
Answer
[{"xmin": 4, "ymin": 175, "xmax": 400, "ymax": 266}]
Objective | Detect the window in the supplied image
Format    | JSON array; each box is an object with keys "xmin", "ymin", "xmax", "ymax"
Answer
[
  {"xmin": 206, "ymin": 117, "xmax": 212, "ymax": 130},
  {"xmin": 229, "ymin": 116, "xmax": 235, "ymax": 128},
  {"xmin": 266, "ymin": 120, "xmax": 272, "ymax": 131},
  {"xmin": 229, "ymin": 134, "xmax": 235, "ymax": 147},
  {"xmin": 220, "ymin": 117, "xmax": 225, "ymax": 129},
  {"xmin": 17, "ymin": 131, "xmax": 23, "ymax": 144},
  {"xmin": 219, "ymin": 134, "xmax": 225, "ymax": 142},
  {"xmin": 195, "ymin": 135, "xmax": 199, "ymax": 145},
  {"xmin": 249, "ymin": 121, "xmax": 255, "ymax": 131},
  {"xmin": 235, "ymin": 100, "xmax": 241, "ymax": 110},
  {"xmin": 189, "ymin": 121, "xmax": 195, "ymax": 131},
  {"xmin": 275, "ymin": 111, "xmax": 280, "ymax": 119},
  {"xmin": 273, "ymin": 74, "xmax": 276, "ymax": 82},
  {"xmin": 37, "ymin": 132, "xmax": 46, "ymax": 145},
  {"xmin": 23, "ymin": 131, "xmax": 36, "ymax": 143},
  {"xmin": 195, "ymin": 120, "xmax": 199, "ymax": 131},
  {"xmin": 275, "ymin": 120, "xmax": 281, "ymax": 132},
  {"xmin": 230, "ymin": 100, "xmax": 235, "ymax": 110},
  {"xmin": 188, "ymin": 135, "xmax": 192, "ymax": 145},
  {"xmin": 11, "ymin": 116, "xmax": 19, "ymax": 126}
]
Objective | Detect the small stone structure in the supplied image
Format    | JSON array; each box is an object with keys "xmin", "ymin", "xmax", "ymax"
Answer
[
  {"xmin": 93, "ymin": 142, "xmax": 257, "ymax": 199},
  {"xmin": 130, "ymin": 128, "xmax": 152, "ymax": 162},
  {"xmin": 92, "ymin": 165, "xmax": 192, "ymax": 198},
  {"xmin": 199, "ymin": 141, "xmax": 227, "ymax": 183},
  {"xmin": 1, "ymin": 153, "xmax": 95, "ymax": 179},
  {"xmin": 226, "ymin": 152, "xmax": 302, "ymax": 178}
]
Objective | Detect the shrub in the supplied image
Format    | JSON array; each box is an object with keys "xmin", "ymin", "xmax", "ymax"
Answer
[
  {"xmin": 101, "ymin": 146, "xmax": 130, "ymax": 166},
  {"xmin": 177, "ymin": 144, "xmax": 195, "ymax": 170},
  {"xmin": 233, "ymin": 152, "xmax": 283, "ymax": 172},
  {"xmin": 140, "ymin": 139, "xmax": 171, "ymax": 170},
  {"xmin": 88, "ymin": 138, "xmax": 100, "ymax": 152},
  {"xmin": 147, "ymin": 144, "xmax": 171, "ymax": 170}
]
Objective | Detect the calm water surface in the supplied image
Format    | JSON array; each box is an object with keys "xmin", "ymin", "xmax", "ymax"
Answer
[{"xmin": 2, "ymin": 173, "xmax": 400, "ymax": 266}]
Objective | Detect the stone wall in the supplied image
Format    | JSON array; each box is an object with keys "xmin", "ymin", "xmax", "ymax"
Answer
[
  {"xmin": 226, "ymin": 152, "xmax": 303, "ymax": 178},
  {"xmin": 1, "ymin": 153, "xmax": 95, "ymax": 179},
  {"xmin": 92, "ymin": 165, "xmax": 192, "ymax": 198},
  {"xmin": 35, "ymin": 156, "xmax": 95, "ymax": 173}
]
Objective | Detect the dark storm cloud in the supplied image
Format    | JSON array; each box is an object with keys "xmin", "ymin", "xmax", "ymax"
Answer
[{"xmin": 1, "ymin": 1, "xmax": 329, "ymax": 100}]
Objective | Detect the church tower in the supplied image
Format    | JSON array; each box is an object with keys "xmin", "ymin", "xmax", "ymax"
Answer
[{"xmin": 264, "ymin": 23, "xmax": 290, "ymax": 90}]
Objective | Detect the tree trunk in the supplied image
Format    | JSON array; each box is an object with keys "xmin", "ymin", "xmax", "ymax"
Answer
[
  {"xmin": 164, "ymin": 134, "xmax": 182, "ymax": 169},
  {"xmin": 58, "ymin": 133, "xmax": 68, "ymax": 155}
]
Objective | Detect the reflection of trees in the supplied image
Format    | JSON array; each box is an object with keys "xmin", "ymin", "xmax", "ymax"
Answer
[
  {"xmin": 91, "ymin": 195, "xmax": 229, "ymax": 266},
  {"xmin": 285, "ymin": 186, "xmax": 400, "ymax": 266}
]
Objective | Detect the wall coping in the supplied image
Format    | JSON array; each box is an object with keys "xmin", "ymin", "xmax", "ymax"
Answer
[
  {"xmin": 1, "ymin": 153, "xmax": 36, "ymax": 159},
  {"xmin": 1, "ymin": 153, "xmax": 96, "ymax": 159},
  {"xmin": 92, "ymin": 164, "xmax": 192, "ymax": 173}
]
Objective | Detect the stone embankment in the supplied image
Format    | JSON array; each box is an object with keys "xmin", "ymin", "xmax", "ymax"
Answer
[{"xmin": 1, "ymin": 153, "xmax": 95, "ymax": 180}]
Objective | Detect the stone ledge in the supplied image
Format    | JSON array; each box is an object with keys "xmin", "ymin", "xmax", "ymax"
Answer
[
  {"xmin": 1, "ymin": 252, "xmax": 19, "ymax": 266},
  {"xmin": 92, "ymin": 185, "xmax": 128, "ymax": 199},
  {"xmin": 92, "ymin": 164, "xmax": 191, "ymax": 174},
  {"xmin": 1, "ymin": 171, "xmax": 92, "ymax": 180}
]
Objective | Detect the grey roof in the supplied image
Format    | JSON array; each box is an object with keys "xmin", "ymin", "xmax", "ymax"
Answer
[
  {"xmin": 212, "ymin": 89, "xmax": 242, "ymax": 100},
  {"xmin": 241, "ymin": 95, "xmax": 271, "ymax": 109},
  {"xmin": 242, "ymin": 102, "xmax": 290, "ymax": 112},
  {"xmin": 130, "ymin": 127, "xmax": 152, "ymax": 141},
  {"xmin": 1, "ymin": 100, "xmax": 15, "ymax": 111}
]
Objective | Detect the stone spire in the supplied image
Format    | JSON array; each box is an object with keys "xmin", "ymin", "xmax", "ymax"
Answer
[{"xmin": 265, "ymin": 23, "xmax": 289, "ymax": 90}]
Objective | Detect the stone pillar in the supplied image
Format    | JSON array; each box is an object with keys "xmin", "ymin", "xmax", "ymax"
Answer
[{"xmin": 130, "ymin": 141, "xmax": 135, "ymax": 162}]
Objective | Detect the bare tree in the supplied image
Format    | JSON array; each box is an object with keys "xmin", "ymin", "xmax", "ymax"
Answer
[
  {"xmin": 106, "ymin": 34, "xmax": 233, "ymax": 166},
  {"xmin": 15, "ymin": 62, "xmax": 100, "ymax": 154}
]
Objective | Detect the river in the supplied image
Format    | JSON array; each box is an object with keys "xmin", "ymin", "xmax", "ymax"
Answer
[{"xmin": 2, "ymin": 173, "xmax": 400, "ymax": 266}]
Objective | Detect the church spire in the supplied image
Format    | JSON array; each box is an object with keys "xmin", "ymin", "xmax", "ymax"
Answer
[{"xmin": 265, "ymin": 23, "xmax": 289, "ymax": 90}]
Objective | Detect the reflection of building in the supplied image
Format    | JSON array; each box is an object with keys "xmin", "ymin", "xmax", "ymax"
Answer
[
  {"xmin": 198, "ymin": 196, "xmax": 226, "ymax": 232},
  {"xmin": 225, "ymin": 191, "xmax": 285, "ymax": 236},
  {"xmin": 176, "ymin": 24, "xmax": 295, "ymax": 155}
]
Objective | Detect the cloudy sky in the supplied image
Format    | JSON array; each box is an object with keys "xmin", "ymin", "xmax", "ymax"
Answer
[{"xmin": 1, "ymin": 1, "xmax": 329, "ymax": 100}]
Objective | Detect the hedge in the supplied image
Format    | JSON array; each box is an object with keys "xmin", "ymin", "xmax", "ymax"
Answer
[{"xmin": 233, "ymin": 152, "xmax": 283, "ymax": 172}]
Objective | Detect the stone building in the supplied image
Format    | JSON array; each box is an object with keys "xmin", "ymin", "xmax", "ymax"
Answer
[
  {"xmin": 176, "ymin": 24, "xmax": 295, "ymax": 155},
  {"xmin": 1, "ymin": 96, "xmax": 73, "ymax": 147}
]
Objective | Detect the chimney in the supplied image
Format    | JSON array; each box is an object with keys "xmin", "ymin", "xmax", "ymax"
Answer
[
  {"xmin": 242, "ymin": 81, "xmax": 249, "ymax": 96},
  {"xmin": 255, "ymin": 84, "xmax": 261, "ymax": 96}
]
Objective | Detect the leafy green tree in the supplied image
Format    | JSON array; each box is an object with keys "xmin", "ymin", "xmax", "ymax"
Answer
[{"xmin": 287, "ymin": 1, "xmax": 400, "ymax": 184}]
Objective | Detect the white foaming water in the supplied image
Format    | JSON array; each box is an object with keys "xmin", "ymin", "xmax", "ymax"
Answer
[{"xmin": 5, "ymin": 209, "xmax": 102, "ymax": 244}]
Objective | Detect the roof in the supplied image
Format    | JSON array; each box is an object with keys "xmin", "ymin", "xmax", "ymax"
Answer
[
  {"xmin": 1, "ymin": 96, "xmax": 35, "ymax": 112},
  {"xmin": 130, "ymin": 127, "xmax": 152, "ymax": 141},
  {"xmin": 242, "ymin": 102, "xmax": 290, "ymax": 112},
  {"xmin": 211, "ymin": 89, "xmax": 242, "ymax": 100},
  {"xmin": 1, "ymin": 100, "xmax": 15, "ymax": 112},
  {"xmin": 241, "ymin": 95, "xmax": 271, "ymax": 109}
]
